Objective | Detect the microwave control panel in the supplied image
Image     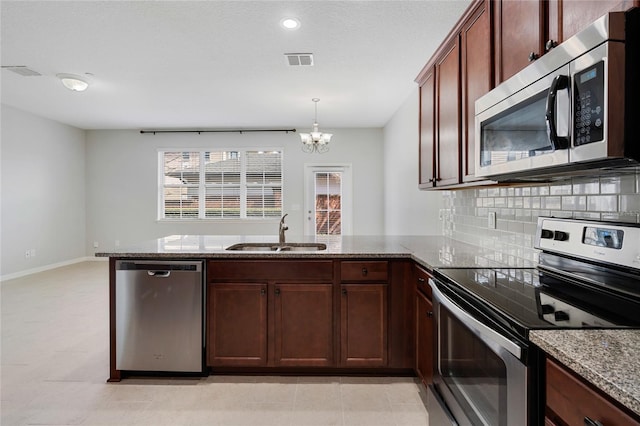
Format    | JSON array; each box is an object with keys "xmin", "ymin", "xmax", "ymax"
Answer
[{"xmin": 573, "ymin": 61, "xmax": 605, "ymax": 146}]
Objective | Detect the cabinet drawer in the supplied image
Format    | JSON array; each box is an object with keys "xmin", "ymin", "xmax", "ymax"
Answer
[
  {"xmin": 546, "ymin": 358, "xmax": 640, "ymax": 425},
  {"xmin": 208, "ymin": 260, "xmax": 333, "ymax": 282},
  {"xmin": 341, "ymin": 261, "xmax": 388, "ymax": 282},
  {"xmin": 415, "ymin": 265, "xmax": 432, "ymax": 299}
]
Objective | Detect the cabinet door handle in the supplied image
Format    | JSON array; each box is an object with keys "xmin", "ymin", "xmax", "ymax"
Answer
[
  {"xmin": 260, "ymin": 288, "xmax": 266, "ymax": 296},
  {"xmin": 362, "ymin": 268, "xmax": 368, "ymax": 276},
  {"xmin": 342, "ymin": 288, "xmax": 347, "ymax": 295},
  {"xmin": 418, "ymin": 277, "xmax": 426, "ymax": 283},
  {"xmin": 584, "ymin": 417, "xmax": 604, "ymax": 426},
  {"xmin": 275, "ymin": 288, "xmax": 280, "ymax": 296},
  {"xmin": 528, "ymin": 51, "xmax": 539, "ymax": 61},
  {"xmin": 427, "ymin": 311, "xmax": 433, "ymax": 318},
  {"xmin": 545, "ymin": 39, "xmax": 558, "ymax": 52}
]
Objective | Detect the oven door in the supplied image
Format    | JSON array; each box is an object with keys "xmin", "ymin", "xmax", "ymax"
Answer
[{"xmin": 429, "ymin": 279, "xmax": 530, "ymax": 426}]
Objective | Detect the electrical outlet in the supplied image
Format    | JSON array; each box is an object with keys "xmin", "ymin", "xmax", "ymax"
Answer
[
  {"xmin": 115, "ymin": 240, "xmax": 120, "ymax": 247},
  {"xmin": 25, "ymin": 249, "xmax": 31, "ymax": 259},
  {"xmin": 488, "ymin": 211, "xmax": 497, "ymax": 229},
  {"xmin": 29, "ymin": 248, "xmax": 36, "ymax": 258},
  {"xmin": 93, "ymin": 241, "xmax": 99, "ymax": 248}
]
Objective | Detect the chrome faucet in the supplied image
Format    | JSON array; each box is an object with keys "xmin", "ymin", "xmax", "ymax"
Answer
[{"xmin": 279, "ymin": 214, "xmax": 289, "ymax": 245}]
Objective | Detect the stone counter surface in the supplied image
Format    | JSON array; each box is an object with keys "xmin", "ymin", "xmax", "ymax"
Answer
[
  {"xmin": 530, "ymin": 329, "xmax": 640, "ymax": 417},
  {"xmin": 95, "ymin": 234, "xmax": 533, "ymax": 269}
]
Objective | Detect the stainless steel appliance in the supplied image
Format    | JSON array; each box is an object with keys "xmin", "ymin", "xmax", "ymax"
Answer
[
  {"xmin": 428, "ymin": 217, "xmax": 640, "ymax": 425},
  {"xmin": 475, "ymin": 9, "xmax": 640, "ymax": 181},
  {"xmin": 116, "ymin": 260, "xmax": 204, "ymax": 373}
]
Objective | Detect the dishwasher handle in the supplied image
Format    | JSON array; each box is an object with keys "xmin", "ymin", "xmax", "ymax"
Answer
[{"xmin": 148, "ymin": 270, "xmax": 171, "ymax": 277}]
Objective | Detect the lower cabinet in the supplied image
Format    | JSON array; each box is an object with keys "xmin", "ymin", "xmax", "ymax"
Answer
[
  {"xmin": 274, "ymin": 283, "xmax": 333, "ymax": 367},
  {"xmin": 206, "ymin": 258, "xmax": 412, "ymax": 371},
  {"xmin": 415, "ymin": 265, "xmax": 434, "ymax": 385},
  {"xmin": 545, "ymin": 357, "xmax": 640, "ymax": 425},
  {"xmin": 340, "ymin": 283, "xmax": 388, "ymax": 367},
  {"xmin": 208, "ymin": 283, "xmax": 267, "ymax": 367},
  {"xmin": 415, "ymin": 290, "xmax": 433, "ymax": 384}
]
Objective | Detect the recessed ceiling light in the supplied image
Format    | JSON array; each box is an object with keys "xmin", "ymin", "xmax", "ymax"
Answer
[
  {"xmin": 57, "ymin": 73, "xmax": 89, "ymax": 92},
  {"xmin": 280, "ymin": 17, "xmax": 300, "ymax": 30}
]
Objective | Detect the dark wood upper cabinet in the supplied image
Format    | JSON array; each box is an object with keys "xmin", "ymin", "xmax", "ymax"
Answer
[
  {"xmin": 461, "ymin": 0, "xmax": 493, "ymax": 182},
  {"xmin": 419, "ymin": 69, "xmax": 436, "ymax": 188},
  {"xmin": 495, "ymin": 0, "xmax": 544, "ymax": 84},
  {"xmin": 436, "ymin": 39, "xmax": 462, "ymax": 187},
  {"xmin": 417, "ymin": 0, "xmax": 492, "ymax": 189},
  {"xmin": 417, "ymin": 38, "xmax": 461, "ymax": 189},
  {"xmin": 548, "ymin": 0, "xmax": 639, "ymax": 45}
]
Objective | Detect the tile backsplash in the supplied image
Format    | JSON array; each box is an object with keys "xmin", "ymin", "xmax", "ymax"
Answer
[{"xmin": 441, "ymin": 172, "xmax": 640, "ymax": 267}]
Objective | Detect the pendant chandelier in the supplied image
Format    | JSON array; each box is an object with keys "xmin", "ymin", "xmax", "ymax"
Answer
[{"xmin": 300, "ymin": 98, "xmax": 332, "ymax": 153}]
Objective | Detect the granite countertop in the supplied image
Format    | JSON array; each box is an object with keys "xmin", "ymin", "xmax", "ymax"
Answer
[
  {"xmin": 530, "ymin": 329, "xmax": 640, "ymax": 417},
  {"xmin": 95, "ymin": 234, "xmax": 524, "ymax": 269}
]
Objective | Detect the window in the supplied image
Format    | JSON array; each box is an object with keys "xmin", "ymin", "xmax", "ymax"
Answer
[{"xmin": 160, "ymin": 149, "xmax": 282, "ymax": 220}]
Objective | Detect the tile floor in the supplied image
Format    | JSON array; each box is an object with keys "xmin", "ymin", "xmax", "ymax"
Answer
[{"xmin": 1, "ymin": 262, "xmax": 429, "ymax": 425}]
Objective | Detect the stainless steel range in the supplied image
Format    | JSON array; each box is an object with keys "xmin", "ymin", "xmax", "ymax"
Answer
[{"xmin": 428, "ymin": 217, "xmax": 640, "ymax": 425}]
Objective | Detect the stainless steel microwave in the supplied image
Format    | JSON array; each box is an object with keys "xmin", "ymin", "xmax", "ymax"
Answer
[{"xmin": 475, "ymin": 10, "xmax": 640, "ymax": 181}]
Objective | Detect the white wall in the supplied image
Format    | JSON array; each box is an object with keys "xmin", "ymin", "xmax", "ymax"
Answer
[
  {"xmin": 1, "ymin": 105, "xmax": 87, "ymax": 277},
  {"xmin": 85, "ymin": 127, "xmax": 384, "ymax": 252},
  {"xmin": 382, "ymin": 90, "xmax": 443, "ymax": 235}
]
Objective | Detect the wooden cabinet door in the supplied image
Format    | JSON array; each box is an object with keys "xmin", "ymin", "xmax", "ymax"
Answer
[
  {"xmin": 546, "ymin": 357, "xmax": 640, "ymax": 425},
  {"xmin": 340, "ymin": 284, "xmax": 388, "ymax": 367},
  {"xmin": 419, "ymin": 68, "xmax": 436, "ymax": 188},
  {"xmin": 548, "ymin": 0, "xmax": 637, "ymax": 44},
  {"xmin": 461, "ymin": 0, "xmax": 493, "ymax": 182},
  {"xmin": 496, "ymin": 0, "xmax": 544, "ymax": 83},
  {"xmin": 436, "ymin": 39, "xmax": 461, "ymax": 187},
  {"xmin": 207, "ymin": 283, "xmax": 267, "ymax": 367},
  {"xmin": 416, "ymin": 290, "xmax": 434, "ymax": 385},
  {"xmin": 273, "ymin": 283, "xmax": 334, "ymax": 367}
]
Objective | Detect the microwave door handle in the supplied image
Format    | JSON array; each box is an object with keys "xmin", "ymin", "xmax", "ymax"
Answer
[{"xmin": 545, "ymin": 75, "xmax": 570, "ymax": 149}]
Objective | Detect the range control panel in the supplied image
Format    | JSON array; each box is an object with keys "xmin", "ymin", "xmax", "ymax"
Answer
[{"xmin": 535, "ymin": 217, "xmax": 640, "ymax": 270}]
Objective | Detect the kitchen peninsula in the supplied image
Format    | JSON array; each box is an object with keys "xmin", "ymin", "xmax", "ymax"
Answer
[
  {"xmin": 97, "ymin": 234, "xmax": 485, "ymax": 378},
  {"xmin": 97, "ymin": 234, "xmax": 640, "ymax": 422}
]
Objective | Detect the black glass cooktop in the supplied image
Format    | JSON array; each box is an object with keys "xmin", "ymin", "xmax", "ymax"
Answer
[{"xmin": 433, "ymin": 265, "xmax": 640, "ymax": 338}]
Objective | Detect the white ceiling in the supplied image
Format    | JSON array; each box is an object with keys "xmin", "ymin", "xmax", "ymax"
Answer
[{"xmin": 1, "ymin": 0, "xmax": 471, "ymax": 130}]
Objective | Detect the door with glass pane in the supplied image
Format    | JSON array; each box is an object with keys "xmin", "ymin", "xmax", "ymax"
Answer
[
  {"xmin": 314, "ymin": 172, "xmax": 342, "ymax": 235},
  {"xmin": 304, "ymin": 165, "xmax": 352, "ymax": 236}
]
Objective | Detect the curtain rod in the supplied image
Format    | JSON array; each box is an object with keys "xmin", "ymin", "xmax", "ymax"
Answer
[{"xmin": 140, "ymin": 128, "xmax": 296, "ymax": 135}]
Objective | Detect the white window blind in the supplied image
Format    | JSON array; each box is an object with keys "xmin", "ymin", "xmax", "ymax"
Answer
[{"xmin": 160, "ymin": 150, "xmax": 283, "ymax": 220}]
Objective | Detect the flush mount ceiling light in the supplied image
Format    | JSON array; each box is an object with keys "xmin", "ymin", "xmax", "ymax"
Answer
[
  {"xmin": 57, "ymin": 73, "xmax": 89, "ymax": 92},
  {"xmin": 280, "ymin": 17, "xmax": 300, "ymax": 30},
  {"xmin": 300, "ymin": 98, "xmax": 332, "ymax": 154}
]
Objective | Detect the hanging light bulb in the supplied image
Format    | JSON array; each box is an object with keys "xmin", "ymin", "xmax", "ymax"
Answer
[{"xmin": 300, "ymin": 98, "xmax": 332, "ymax": 153}]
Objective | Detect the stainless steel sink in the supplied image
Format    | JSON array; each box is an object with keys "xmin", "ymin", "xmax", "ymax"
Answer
[{"xmin": 225, "ymin": 242, "xmax": 327, "ymax": 252}]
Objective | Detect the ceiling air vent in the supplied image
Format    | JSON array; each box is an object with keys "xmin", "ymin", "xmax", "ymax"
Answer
[
  {"xmin": 284, "ymin": 53, "xmax": 314, "ymax": 67},
  {"xmin": 2, "ymin": 66, "xmax": 42, "ymax": 76}
]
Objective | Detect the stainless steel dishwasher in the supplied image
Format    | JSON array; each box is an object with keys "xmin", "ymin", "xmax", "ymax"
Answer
[{"xmin": 115, "ymin": 260, "xmax": 203, "ymax": 373}]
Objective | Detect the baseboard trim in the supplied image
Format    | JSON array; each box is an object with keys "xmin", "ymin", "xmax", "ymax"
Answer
[{"xmin": 0, "ymin": 256, "xmax": 107, "ymax": 282}]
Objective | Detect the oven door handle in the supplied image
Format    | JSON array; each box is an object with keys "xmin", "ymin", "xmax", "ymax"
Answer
[{"xmin": 430, "ymin": 279, "xmax": 523, "ymax": 359}]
